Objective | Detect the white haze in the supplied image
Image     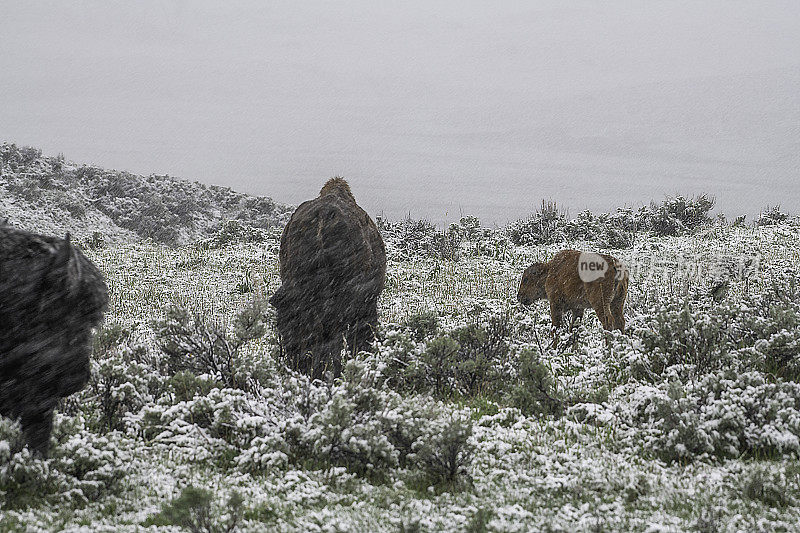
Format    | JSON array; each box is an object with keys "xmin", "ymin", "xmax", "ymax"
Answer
[{"xmin": 1, "ymin": 1, "xmax": 799, "ymax": 225}]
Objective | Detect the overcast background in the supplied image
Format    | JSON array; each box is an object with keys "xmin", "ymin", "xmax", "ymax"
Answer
[{"xmin": 2, "ymin": 1, "xmax": 798, "ymax": 225}]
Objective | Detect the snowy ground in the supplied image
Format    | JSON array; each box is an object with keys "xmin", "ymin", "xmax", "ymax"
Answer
[{"xmin": 2, "ymin": 219, "xmax": 800, "ymax": 532}]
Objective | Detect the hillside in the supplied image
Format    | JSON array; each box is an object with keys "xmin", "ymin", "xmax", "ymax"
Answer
[
  {"xmin": 2, "ymin": 143, "xmax": 800, "ymax": 531},
  {"xmin": 0, "ymin": 142, "xmax": 293, "ymax": 245}
]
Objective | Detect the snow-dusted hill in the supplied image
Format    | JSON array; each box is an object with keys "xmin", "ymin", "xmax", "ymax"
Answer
[
  {"xmin": 0, "ymin": 142, "xmax": 293, "ymax": 245},
  {"xmin": 2, "ymin": 141, "xmax": 800, "ymax": 531}
]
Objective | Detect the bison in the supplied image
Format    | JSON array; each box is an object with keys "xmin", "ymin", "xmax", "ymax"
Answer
[
  {"xmin": 518, "ymin": 249, "xmax": 628, "ymax": 341},
  {"xmin": 0, "ymin": 226, "xmax": 108, "ymax": 456},
  {"xmin": 270, "ymin": 177, "xmax": 386, "ymax": 379}
]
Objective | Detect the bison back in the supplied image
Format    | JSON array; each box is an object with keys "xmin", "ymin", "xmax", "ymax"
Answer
[{"xmin": 277, "ymin": 193, "xmax": 386, "ymax": 292}]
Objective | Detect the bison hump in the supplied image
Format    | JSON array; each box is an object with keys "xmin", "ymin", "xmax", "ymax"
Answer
[{"xmin": 279, "ymin": 194, "xmax": 384, "ymax": 282}]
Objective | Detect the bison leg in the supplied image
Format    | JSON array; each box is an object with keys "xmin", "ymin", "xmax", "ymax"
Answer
[
  {"xmin": 21, "ymin": 409, "xmax": 54, "ymax": 457},
  {"xmin": 611, "ymin": 295, "xmax": 626, "ymax": 333},
  {"xmin": 569, "ymin": 308, "xmax": 584, "ymax": 330},
  {"xmin": 586, "ymin": 286, "xmax": 615, "ymax": 331},
  {"xmin": 549, "ymin": 303, "xmax": 564, "ymax": 346},
  {"xmin": 611, "ymin": 277, "xmax": 628, "ymax": 333},
  {"xmin": 586, "ymin": 299, "xmax": 613, "ymax": 330}
]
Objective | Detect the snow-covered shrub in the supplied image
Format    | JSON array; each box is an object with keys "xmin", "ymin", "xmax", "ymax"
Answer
[
  {"xmin": 409, "ymin": 414, "xmax": 474, "ymax": 490},
  {"xmin": 51, "ymin": 426, "xmax": 129, "ymax": 503},
  {"xmin": 507, "ymin": 349, "xmax": 563, "ymax": 417},
  {"xmin": 235, "ymin": 195, "xmax": 288, "ymax": 229},
  {"xmin": 401, "ymin": 310, "xmax": 441, "ymax": 343},
  {"xmin": 757, "ymin": 206, "xmax": 789, "ymax": 227},
  {"xmin": 202, "ymin": 220, "xmax": 270, "ymax": 249},
  {"xmin": 750, "ymin": 328, "xmax": 800, "ymax": 382},
  {"xmin": 54, "ymin": 194, "xmax": 87, "ymax": 218},
  {"xmin": 169, "ymin": 371, "xmax": 222, "ymax": 402},
  {"xmin": 742, "ymin": 464, "xmax": 796, "ymax": 508},
  {"xmin": 403, "ymin": 316, "xmax": 512, "ymax": 399},
  {"xmin": 564, "ymin": 210, "xmax": 637, "ymax": 249},
  {"xmin": 0, "ymin": 142, "xmax": 27, "ymax": 170},
  {"xmin": 506, "ymin": 200, "xmax": 568, "ymax": 246},
  {"xmin": 6, "ymin": 178, "xmax": 43, "ymax": 202},
  {"xmin": 379, "ymin": 216, "xmax": 463, "ymax": 261},
  {"xmin": 145, "ymin": 485, "xmax": 244, "ymax": 532},
  {"xmin": 82, "ymin": 231, "xmax": 107, "ymax": 249},
  {"xmin": 469, "ymin": 231, "xmax": 515, "ymax": 260},
  {"xmin": 237, "ymin": 354, "xmax": 475, "ymax": 488},
  {"xmin": 632, "ymin": 289, "xmax": 800, "ymax": 382},
  {"xmin": 0, "ymin": 416, "xmax": 129, "ymax": 508},
  {"xmin": 416, "ymin": 335, "xmax": 461, "ymax": 398},
  {"xmin": 506, "ymin": 196, "xmax": 712, "ymax": 247},
  {"xmin": 278, "ymin": 355, "xmax": 413, "ymax": 477},
  {"xmin": 88, "ymin": 344, "xmax": 160, "ymax": 431},
  {"xmin": 622, "ymin": 372, "xmax": 800, "ymax": 462},
  {"xmin": 450, "ymin": 317, "xmax": 512, "ymax": 397},
  {"xmin": 375, "ymin": 325, "xmax": 427, "ymax": 393},
  {"xmin": 0, "ymin": 447, "xmax": 62, "ymax": 510},
  {"xmin": 642, "ymin": 195, "xmax": 715, "ymax": 236},
  {"xmin": 154, "ymin": 299, "xmax": 269, "ymax": 390},
  {"xmin": 450, "ymin": 216, "xmax": 489, "ymax": 242},
  {"xmin": 635, "ymin": 301, "xmax": 731, "ymax": 380},
  {"xmin": 132, "ymin": 387, "xmax": 268, "ymax": 464}
]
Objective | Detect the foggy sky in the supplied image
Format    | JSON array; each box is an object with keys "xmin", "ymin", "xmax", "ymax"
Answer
[{"xmin": 2, "ymin": 1, "xmax": 799, "ymax": 225}]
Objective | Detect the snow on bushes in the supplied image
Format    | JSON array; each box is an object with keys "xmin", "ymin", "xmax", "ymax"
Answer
[
  {"xmin": 3, "ymin": 179, "xmax": 800, "ymax": 529},
  {"xmin": 237, "ymin": 354, "xmax": 475, "ymax": 488},
  {"xmin": 506, "ymin": 194, "xmax": 715, "ymax": 247},
  {"xmin": 0, "ymin": 415, "xmax": 130, "ymax": 509},
  {"xmin": 615, "ymin": 371, "xmax": 800, "ymax": 463}
]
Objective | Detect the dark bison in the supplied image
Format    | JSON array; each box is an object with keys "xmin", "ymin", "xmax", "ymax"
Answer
[
  {"xmin": 518, "ymin": 249, "xmax": 628, "ymax": 340},
  {"xmin": 0, "ymin": 226, "xmax": 108, "ymax": 456},
  {"xmin": 270, "ymin": 177, "xmax": 386, "ymax": 379}
]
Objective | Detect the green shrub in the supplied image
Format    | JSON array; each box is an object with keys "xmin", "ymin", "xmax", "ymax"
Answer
[
  {"xmin": 145, "ymin": 485, "xmax": 243, "ymax": 533},
  {"xmin": 410, "ymin": 415, "xmax": 474, "ymax": 490},
  {"xmin": 632, "ymin": 289, "xmax": 800, "ymax": 382},
  {"xmin": 507, "ymin": 349, "xmax": 563, "ymax": 417},
  {"xmin": 624, "ymin": 371, "xmax": 800, "ymax": 463},
  {"xmin": 742, "ymin": 466, "xmax": 793, "ymax": 508},
  {"xmin": 466, "ymin": 508, "xmax": 492, "ymax": 533},
  {"xmin": 376, "ymin": 327, "xmax": 425, "ymax": 392},
  {"xmin": 402, "ymin": 310, "xmax": 440, "ymax": 342},
  {"xmin": 507, "ymin": 200, "xmax": 567, "ymax": 246},
  {"xmin": 169, "ymin": 371, "xmax": 220, "ymax": 402},
  {"xmin": 645, "ymin": 195, "xmax": 715, "ymax": 236},
  {"xmin": 410, "ymin": 316, "xmax": 512, "ymax": 399},
  {"xmin": 418, "ymin": 335, "xmax": 460, "ymax": 398},
  {"xmin": 154, "ymin": 299, "xmax": 268, "ymax": 390},
  {"xmin": 756, "ymin": 206, "xmax": 789, "ymax": 227},
  {"xmin": 451, "ymin": 317, "xmax": 511, "ymax": 397},
  {"xmin": 636, "ymin": 302, "xmax": 730, "ymax": 379},
  {"xmin": 0, "ymin": 417, "xmax": 129, "ymax": 509}
]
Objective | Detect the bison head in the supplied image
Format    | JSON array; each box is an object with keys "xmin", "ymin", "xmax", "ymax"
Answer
[{"xmin": 517, "ymin": 263, "xmax": 548, "ymax": 305}]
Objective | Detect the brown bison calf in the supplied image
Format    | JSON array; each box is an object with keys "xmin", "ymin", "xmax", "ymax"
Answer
[
  {"xmin": 518, "ymin": 249, "xmax": 628, "ymax": 339},
  {"xmin": 270, "ymin": 177, "xmax": 386, "ymax": 380}
]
